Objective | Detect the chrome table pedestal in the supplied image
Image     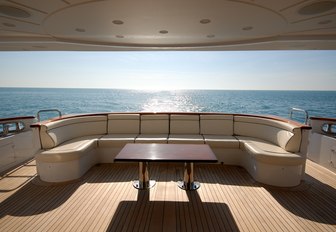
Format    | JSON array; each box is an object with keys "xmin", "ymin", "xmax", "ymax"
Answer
[
  {"xmin": 133, "ymin": 162, "xmax": 156, "ymax": 190},
  {"xmin": 177, "ymin": 162, "xmax": 200, "ymax": 191}
]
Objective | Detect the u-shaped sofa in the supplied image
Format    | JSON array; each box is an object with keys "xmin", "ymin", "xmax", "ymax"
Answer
[{"xmin": 32, "ymin": 113, "xmax": 311, "ymax": 187}]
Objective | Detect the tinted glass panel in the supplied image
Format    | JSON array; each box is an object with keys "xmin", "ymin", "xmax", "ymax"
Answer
[{"xmin": 330, "ymin": 124, "xmax": 336, "ymax": 134}]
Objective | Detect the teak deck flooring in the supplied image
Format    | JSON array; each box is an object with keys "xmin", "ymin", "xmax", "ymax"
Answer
[{"xmin": 0, "ymin": 159, "xmax": 335, "ymax": 232}]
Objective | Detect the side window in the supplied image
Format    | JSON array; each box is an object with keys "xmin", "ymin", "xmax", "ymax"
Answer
[
  {"xmin": 0, "ymin": 121, "xmax": 26, "ymax": 136},
  {"xmin": 6, "ymin": 122, "xmax": 17, "ymax": 133},
  {"xmin": 321, "ymin": 123, "xmax": 336, "ymax": 135},
  {"xmin": 330, "ymin": 124, "xmax": 336, "ymax": 134},
  {"xmin": 18, "ymin": 121, "xmax": 25, "ymax": 130},
  {"xmin": 321, "ymin": 123, "xmax": 329, "ymax": 133}
]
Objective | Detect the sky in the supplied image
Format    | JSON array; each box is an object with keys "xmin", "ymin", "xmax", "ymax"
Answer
[{"xmin": 1, "ymin": 50, "xmax": 336, "ymax": 90}]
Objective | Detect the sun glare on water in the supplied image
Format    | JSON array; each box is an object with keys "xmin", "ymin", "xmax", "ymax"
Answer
[{"xmin": 141, "ymin": 93, "xmax": 204, "ymax": 112}]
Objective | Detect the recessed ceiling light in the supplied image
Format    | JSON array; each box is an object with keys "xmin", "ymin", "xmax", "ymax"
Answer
[
  {"xmin": 159, "ymin": 30, "xmax": 168, "ymax": 34},
  {"xmin": 112, "ymin": 20, "xmax": 124, "ymax": 25},
  {"xmin": 200, "ymin": 19, "xmax": 211, "ymax": 24},
  {"xmin": 298, "ymin": 1, "xmax": 336, "ymax": 15},
  {"xmin": 242, "ymin": 26, "xmax": 253, "ymax": 31},
  {"xmin": 75, "ymin": 28, "xmax": 86, "ymax": 32},
  {"xmin": 116, "ymin": 35, "xmax": 124, "ymax": 38},
  {"xmin": 207, "ymin": 34, "xmax": 215, "ymax": 38},
  {"xmin": 2, "ymin": 22, "xmax": 16, "ymax": 27},
  {"xmin": 0, "ymin": 5, "xmax": 30, "ymax": 18},
  {"xmin": 318, "ymin": 19, "xmax": 332, "ymax": 25}
]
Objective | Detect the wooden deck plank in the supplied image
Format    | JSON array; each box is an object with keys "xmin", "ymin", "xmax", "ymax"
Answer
[
  {"xmin": 227, "ymin": 168, "xmax": 280, "ymax": 232},
  {"xmin": 148, "ymin": 164, "xmax": 166, "ymax": 232},
  {"xmin": 198, "ymin": 166, "xmax": 234, "ymax": 231},
  {"xmin": 0, "ymin": 160, "xmax": 335, "ymax": 232},
  {"xmin": 162, "ymin": 163, "xmax": 178, "ymax": 232},
  {"xmin": 207, "ymin": 165, "xmax": 255, "ymax": 232}
]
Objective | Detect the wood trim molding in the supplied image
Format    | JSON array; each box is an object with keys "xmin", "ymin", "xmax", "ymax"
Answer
[
  {"xmin": 30, "ymin": 112, "xmax": 311, "ymax": 129},
  {"xmin": 310, "ymin": 116, "xmax": 336, "ymax": 122},
  {"xmin": 0, "ymin": 116, "xmax": 35, "ymax": 122}
]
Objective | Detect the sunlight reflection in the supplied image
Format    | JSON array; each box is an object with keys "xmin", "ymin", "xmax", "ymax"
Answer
[{"xmin": 141, "ymin": 92, "xmax": 204, "ymax": 112}]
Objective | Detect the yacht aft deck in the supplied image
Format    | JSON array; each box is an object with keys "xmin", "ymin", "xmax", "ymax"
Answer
[{"xmin": 0, "ymin": 159, "xmax": 335, "ymax": 232}]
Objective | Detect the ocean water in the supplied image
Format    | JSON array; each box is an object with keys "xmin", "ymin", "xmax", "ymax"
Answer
[{"xmin": 0, "ymin": 88, "xmax": 335, "ymax": 122}]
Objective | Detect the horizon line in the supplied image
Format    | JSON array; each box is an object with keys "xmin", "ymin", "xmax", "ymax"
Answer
[{"xmin": 0, "ymin": 86, "xmax": 336, "ymax": 91}]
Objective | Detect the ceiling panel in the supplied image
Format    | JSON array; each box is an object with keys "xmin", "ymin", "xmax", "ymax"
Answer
[{"xmin": 5, "ymin": 0, "xmax": 68, "ymax": 13}]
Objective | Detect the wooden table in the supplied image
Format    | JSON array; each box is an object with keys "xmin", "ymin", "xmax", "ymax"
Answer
[{"xmin": 114, "ymin": 143, "xmax": 218, "ymax": 190}]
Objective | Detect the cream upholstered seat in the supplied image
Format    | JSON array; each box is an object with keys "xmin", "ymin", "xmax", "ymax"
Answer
[
  {"xmin": 237, "ymin": 136, "xmax": 304, "ymax": 165},
  {"xmin": 168, "ymin": 114, "xmax": 204, "ymax": 144},
  {"xmin": 98, "ymin": 114, "xmax": 140, "ymax": 162},
  {"xmin": 36, "ymin": 135, "xmax": 99, "ymax": 163},
  {"xmin": 135, "ymin": 114, "xmax": 169, "ymax": 143},
  {"xmin": 200, "ymin": 114, "xmax": 238, "ymax": 148},
  {"xmin": 200, "ymin": 114, "xmax": 239, "ymax": 164},
  {"xmin": 234, "ymin": 116, "xmax": 305, "ymax": 187},
  {"xmin": 99, "ymin": 134, "xmax": 139, "ymax": 147},
  {"xmin": 99, "ymin": 114, "xmax": 140, "ymax": 146},
  {"xmin": 39, "ymin": 115, "xmax": 107, "ymax": 149},
  {"xmin": 234, "ymin": 116, "xmax": 302, "ymax": 152},
  {"xmin": 34, "ymin": 113, "xmax": 309, "ymax": 186},
  {"xmin": 36, "ymin": 116, "xmax": 107, "ymax": 182}
]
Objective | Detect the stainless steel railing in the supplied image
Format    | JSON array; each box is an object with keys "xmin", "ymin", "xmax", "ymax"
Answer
[
  {"xmin": 289, "ymin": 107, "xmax": 309, "ymax": 124},
  {"xmin": 37, "ymin": 109, "xmax": 62, "ymax": 122}
]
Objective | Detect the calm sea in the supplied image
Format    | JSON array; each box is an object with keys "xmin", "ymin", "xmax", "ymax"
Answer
[{"xmin": 1, "ymin": 88, "xmax": 335, "ymax": 122}]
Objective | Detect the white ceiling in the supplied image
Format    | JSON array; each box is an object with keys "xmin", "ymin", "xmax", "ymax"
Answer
[{"xmin": 0, "ymin": 0, "xmax": 336, "ymax": 51}]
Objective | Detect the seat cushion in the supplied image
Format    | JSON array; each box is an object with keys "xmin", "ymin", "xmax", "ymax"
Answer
[
  {"xmin": 203, "ymin": 135, "xmax": 239, "ymax": 148},
  {"xmin": 140, "ymin": 114, "xmax": 169, "ymax": 134},
  {"xmin": 40, "ymin": 115, "xmax": 107, "ymax": 149},
  {"xmin": 135, "ymin": 134, "xmax": 168, "ymax": 143},
  {"xmin": 237, "ymin": 136, "xmax": 304, "ymax": 165},
  {"xmin": 200, "ymin": 114, "xmax": 233, "ymax": 135},
  {"xmin": 107, "ymin": 114, "xmax": 140, "ymax": 134},
  {"xmin": 99, "ymin": 134, "xmax": 138, "ymax": 147},
  {"xmin": 170, "ymin": 114, "xmax": 200, "ymax": 134},
  {"xmin": 234, "ymin": 116, "xmax": 301, "ymax": 152},
  {"xmin": 168, "ymin": 134, "xmax": 204, "ymax": 144},
  {"xmin": 35, "ymin": 135, "xmax": 100, "ymax": 162}
]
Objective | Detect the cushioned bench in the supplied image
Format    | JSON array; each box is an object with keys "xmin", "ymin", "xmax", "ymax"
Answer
[
  {"xmin": 99, "ymin": 114, "xmax": 140, "ymax": 163},
  {"xmin": 200, "ymin": 114, "xmax": 241, "ymax": 164},
  {"xmin": 135, "ymin": 114, "xmax": 169, "ymax": 143},
  {"xmin": 35, "ymin": 115, "xmax": 107, "ymax": 182},
  {"xmin": 168, "ymin": 115, "xmax": 204, "ymax": 144},
  {"xmin": 33, "ymin": 113, "xmax": 310, "ymax": 186},
  {"xmin": 234, "ymin": 116, "xmax": 305, "ymax": 186}
]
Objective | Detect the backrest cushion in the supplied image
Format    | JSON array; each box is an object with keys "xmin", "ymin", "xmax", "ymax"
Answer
[
  {"xmin": 200, "ymin": 114, "xmax": 233, "ymax": 135},
  {"xmin": 108, "ymin": 114, "xmax": 140, "ymax": 134},
  {"xmin": 40, "ymin": 115, "xmax": 107, "ymax": 149},
  {"xmin": 141, "ymin": 114, "xmax": 169, "ymax": 134},
  {"xmin": 170, "ymin": 114, "xmax": 199, "ymax": 134},
  {"xmin": 234, "ymin": 116, "xmax": 301, "ymax": 152}
]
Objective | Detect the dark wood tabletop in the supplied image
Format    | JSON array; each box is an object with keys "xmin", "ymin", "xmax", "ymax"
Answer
[{"xmin": 114, "ymin": 143, "xmax": 218, "ymax": 163}]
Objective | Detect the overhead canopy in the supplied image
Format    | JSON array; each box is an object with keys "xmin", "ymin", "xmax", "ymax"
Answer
[{"xmin": 0, "ymin": 0, "xmax": 336, "ymax": 51}]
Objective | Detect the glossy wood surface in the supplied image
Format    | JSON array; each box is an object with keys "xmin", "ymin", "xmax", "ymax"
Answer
[
  {"xmin": 0, "ymin": 116, "xmax": 35, "ymax": 122},
  {"xmin": 310, "ymin": 117, "xmax": 336, "ymax": 122},
  {"xmin": 115, "ymin": 144, "xmax": 217, "ymax": 163}
]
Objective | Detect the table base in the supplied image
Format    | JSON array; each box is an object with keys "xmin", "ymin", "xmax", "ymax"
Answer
[
  {"xmin": 133, "ymin": 180, "xmax": 156, "ymax": 189},
  {"xmin": 177, "ymin": 180, "xmax": 200, "ymax": 190}
]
